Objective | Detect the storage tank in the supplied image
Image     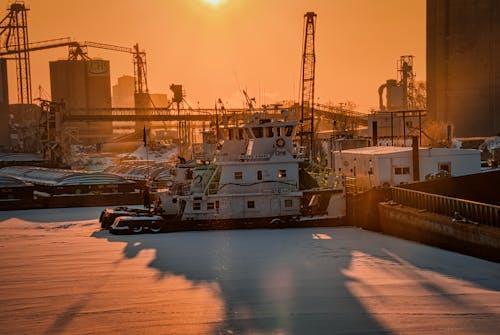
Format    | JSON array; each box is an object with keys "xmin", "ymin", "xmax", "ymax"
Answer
[{"xmin": 50, "ymin": 59, "xmax": 113, "ymax": 145}]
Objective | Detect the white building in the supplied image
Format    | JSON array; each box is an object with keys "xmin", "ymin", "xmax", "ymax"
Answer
[{"xmin": 334, "ymin": 146, "xmax": 481, "ymax": 191}]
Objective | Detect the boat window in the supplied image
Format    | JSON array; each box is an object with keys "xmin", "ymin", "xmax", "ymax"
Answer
[
  {"xmin": 234, "ymin": 171, "xmax": 243, "ymax": 180},
  {"xmin": 228, "ymin": 129, "xmax": 235, "ymax": 140},
  {"xmin": 257, "ymin": 170, "xmax": 262, "ymax": 180},
  {"xmin": 265, "ymin": 127, "xmax": 274, "ymax": 138},
  {"xmin": 207, "ymin": 202, "xmax": 215, "ymax": 210},
  {"xmin": 284, "ymin": 126, "xmax": 293, "ymax": 137},
  {"xmin": 276, "ymin": 127, "xmax": 282, "ymax": 137},
  {"xmin": 252, "ymin": 127, "xmax": 263, "ymax": 138},
  {"xmin": 193, "ymin": 202, "xmax": 201, "ymax": 210},
  {"xmin": 238, "ymin": 128, "xmax": 245, "ymax": 140},
  {"xmin": 222, "ymin": 129, "xmax": 229, "ymax": 140},
  {"xmin": 438, "ymin": 162, "xmax": 451, "ymax": 173},
  {"xmin": 284, "ymin": 199, "xmax": 293, "ymax": 208},
  {"xmin": 278, "ymin": 169, "xmax": 287, "ymax": 178},
  {"xmin": 247, "ymin": 200, "xmax": 255, "ymax": 209}
]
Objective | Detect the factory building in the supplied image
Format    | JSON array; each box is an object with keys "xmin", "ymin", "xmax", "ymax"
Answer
[
  {"xmin": 50, "ymin": 59, "xmax": 113, "ymax": 144},
  {"xmin": 112, "ymin": 75, "xmax": 135, "ymax": 108},
  {"xmin": 335, "ymin": 146, "xmax": 481, "ymax": 192},
  {"xmin": 427, "ymin": 0, "xmax": 500, "ymax": 137}
]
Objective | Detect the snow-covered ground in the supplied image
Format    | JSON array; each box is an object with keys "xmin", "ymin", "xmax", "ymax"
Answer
[
  {"xmin": 69, "ymin": 143, "xmax": 178, "ymax": 171},
  {"xmin": 1, "ymin": 207, "xmax": 499, "ymax": 335}
]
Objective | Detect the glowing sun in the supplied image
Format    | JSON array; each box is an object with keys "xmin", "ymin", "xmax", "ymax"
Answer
[{"xmin": 203, "ymin": 0, "xmax": 223, "ymax": 5}]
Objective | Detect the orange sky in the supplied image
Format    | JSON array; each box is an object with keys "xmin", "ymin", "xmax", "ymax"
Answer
[{"xmin": 10, "ymin": 0, "xmax": 425, "ymax": 112}]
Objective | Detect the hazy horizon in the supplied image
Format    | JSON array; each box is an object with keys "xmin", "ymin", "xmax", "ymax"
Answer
[{"xmin": 6, "ymin": 0, "xmax": 425, "ymax": 112}]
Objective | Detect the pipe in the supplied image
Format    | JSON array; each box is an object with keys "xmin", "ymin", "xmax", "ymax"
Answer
[{"xmin": 378, "ymin": 84, "xmax": 387, "ymax": 111}]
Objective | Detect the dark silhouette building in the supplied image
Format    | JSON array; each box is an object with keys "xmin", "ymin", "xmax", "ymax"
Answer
[{"xmin": 427, "ymin": 0, "xmax": 500, "ymax": 137}]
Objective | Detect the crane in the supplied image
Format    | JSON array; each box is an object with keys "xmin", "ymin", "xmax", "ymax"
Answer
[
  {"xmin": 78, "ymin": 41, "xmax": 148, "ymax": 94},
  {"xmin": 0, "ymin": 37, "xmax": 149, "ymax": 97},
  {"xmin": 0, "ymin": 1, "xmax": 148, "ymax": 101},
  {"xmin": 299, "ymin": 12, "xmax": 317, "ymax": 161},
  {"xmin": 0, "ymin": 1, "xmax": 31, "ymax": 104}
]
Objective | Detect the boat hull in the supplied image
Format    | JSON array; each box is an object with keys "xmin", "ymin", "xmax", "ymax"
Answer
[{"xmin": 108, "ymin": 214, "xmax": 347, "ymax": 235}]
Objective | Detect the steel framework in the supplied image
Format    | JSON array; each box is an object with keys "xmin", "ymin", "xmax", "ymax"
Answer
[
  {"xmin": 300, "ymin": 12, "xmax": 317, "ymax": 160},
  {"xmin": 398, "ymin": 55, "xmax": 415, "ymax": 110},
  {"xmin": 0, "ymin": 2, "xmax": 31, "ymax": 104}
]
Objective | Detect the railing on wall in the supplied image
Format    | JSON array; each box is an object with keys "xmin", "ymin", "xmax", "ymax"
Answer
[{"xmin": 391, "ymin": 187, "xmax": 500, "ymax": 227}]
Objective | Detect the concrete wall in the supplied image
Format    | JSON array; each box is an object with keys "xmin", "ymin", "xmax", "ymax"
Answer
[
  {"xmin": 400, "ymin": 169, "xmax": 500, "ymax": 205},
  {"xmin": 379, "ymin": 202, "xmax": 500, "ymax": 262},
  {"xmin": 427, "ymin": 0, "xmax": 500, "ymax": 137}
]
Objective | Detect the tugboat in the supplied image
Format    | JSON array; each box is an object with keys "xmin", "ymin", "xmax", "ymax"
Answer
[{"xmin": 102, "ymin": 113, "xmax": 346, "ymax": 234}]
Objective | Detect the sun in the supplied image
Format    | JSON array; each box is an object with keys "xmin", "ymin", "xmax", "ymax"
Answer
[{"xmin": 203, "ymin": 0, "xmax": 223, "ymax": 5}]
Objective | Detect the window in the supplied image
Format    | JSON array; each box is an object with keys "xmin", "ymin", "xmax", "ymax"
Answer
[
  {"xmin": 276, "ymin": 127, "xmax": 282, "ymax": 137},
  {"xmin": 278, "ymin": 169, "xmax": 287, "ymax": 178},
  {"xmin": 193, "ymin": 202, "xmax": 201, "ymax": 210},
  {"xmin": 228, "ymin": 129, "xmax": 235, "ymax": 140},
  {"xmin": 284, "ymin": 199, "xmax": 293, "ymax": 208},
  {"xmin": 284, "ymin": 126, "xmax": 293, "ymax": 136},
  {"xmin": 234, "ymin": 171, "xmax": 243, "ymax": 180},
  {"xmin": 252, "ymin": 127, "xmax": 263, "ymax": 138},
  {"xmin": 395, "ymin": 167, "xmax": 410, "ymax": 175},
  {"xmin": 438, "ymin": 162, "xmax": 451, "ymax": 173},
  {"xmin": 265, "ymin": 127, "xmax": 274, "ymax": 137},
  {"xmin": 207, "ymin": 202, "xmax": 215, "ymax": 210},
  {"xmin": 257, "ymin": 170, "xmax": 263, "ymax": 180},
  {"xmin": 247, "ymin": 201, "xmax": 255, "ymax": 209}
]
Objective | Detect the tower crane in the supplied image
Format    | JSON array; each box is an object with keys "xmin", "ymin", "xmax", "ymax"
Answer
[
  {"xmin": 299, "ymin": 12, "xmax": 317, "ymax": 161},
  {"xmin": 77, "ymin": 41, "xmax": 148, "ymax": 95},
  {"xmin": 0, "ymin": 1, "xmax": 31, "ymax": 104},
  {"xmin": 0, "ymin": 37, "xmax": 149, "ymax": 98},
  {"xmin": 0, "ymin": 1, "xmax": 148, "ymax": 102}
]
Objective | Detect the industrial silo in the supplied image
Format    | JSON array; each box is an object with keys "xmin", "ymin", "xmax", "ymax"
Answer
[{"xmin": 50, "ymin": 59, "xmax": 113, "ymax": 145}]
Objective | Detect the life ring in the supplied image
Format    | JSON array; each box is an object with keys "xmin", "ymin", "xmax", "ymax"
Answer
[{"xmin": 276, "ymin": 138, "xmax": 286, "ymax": 148}]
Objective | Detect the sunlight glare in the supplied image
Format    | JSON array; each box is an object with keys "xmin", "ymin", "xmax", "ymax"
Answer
[{"xmin": 203, "ymin": 0, "xmax": 223, "ymax": 6}]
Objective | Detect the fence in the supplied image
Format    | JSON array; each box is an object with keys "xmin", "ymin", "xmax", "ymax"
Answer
[{"xmin": 391, "ymin": 187, "xmax": 500, "ymax": 227}]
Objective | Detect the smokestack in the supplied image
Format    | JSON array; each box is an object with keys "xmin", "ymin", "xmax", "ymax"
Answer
[
  {"xmin": 412, "ymin": 136, "xmax": 420, "ymax": 181},
  {"xmin": 372, "ymin": 121, "xmax": 378, "ymax": 146}
]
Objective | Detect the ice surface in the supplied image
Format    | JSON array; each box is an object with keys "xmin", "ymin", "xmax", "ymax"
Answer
[{"xmin": 0, "ymin": 207, "xmax": 499, "ymax": 335}]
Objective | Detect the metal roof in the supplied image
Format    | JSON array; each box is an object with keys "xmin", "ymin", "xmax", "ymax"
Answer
[
  {"xmin": 340, "ymin": 146, "xmax": 413, "ymax": 155},
  {"xmin": 0, "ymin": 175, "xmax": 33, "ymax": 188},
  {"xmin": 0, "ymin": 153, "xmax": 45, "ymax": 162},
  {"xmin": 0, "ymin": 166, "xmax": 133, "ymax": 186}
]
